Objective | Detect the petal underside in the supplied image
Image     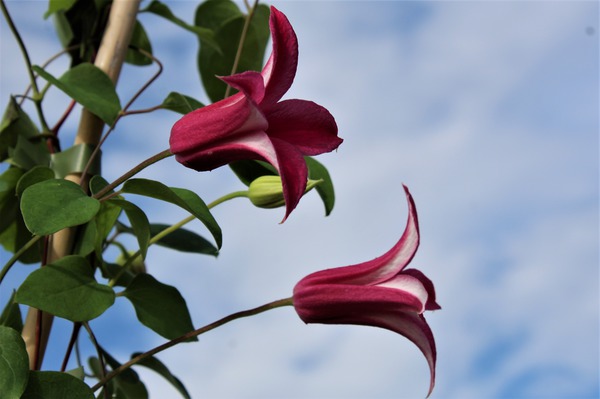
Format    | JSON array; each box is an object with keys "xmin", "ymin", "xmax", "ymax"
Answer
[
  {"xmin": 266, "ymin": 100, "xmax": 342, "ymax": 155},
  {"xmin": 260, "ymin": 6, "xmax": 298, "ymax": 107}
]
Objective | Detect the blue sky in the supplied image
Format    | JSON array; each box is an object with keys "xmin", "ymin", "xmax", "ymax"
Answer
[{"xmin": 1, "ymin": 1, "xmax": 598, "ymax": 398}]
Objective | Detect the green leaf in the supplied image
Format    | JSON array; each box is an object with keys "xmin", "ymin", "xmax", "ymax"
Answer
[
  {"xmin": 132, "ymin": 353, "xmax": 191, "ymax": 399},
  {"xmin": 72, "ymin": 219, "xmax": 96, "ymax": 256},
  {"xmin": 0, "ymin": 291, "xmax": 23, "ymax": 333},
  {"xmin": 20, "ymin": 179, "xmax": 100, "ymax": 236},
  {"xmin": 50, "ymin": 143, "xmax": 100, "ymax": 178},
  {"xmin": 142, "ymin": 0, "xmax": 219, "ymax": 52},
  {"xmin": 11, "ymin": 134, "xmax": 50, "ymax": 171},
  {"xmin": 0, "ymin": 97, "xmax": 39, "ymax": 162},
  {"xmin": 126, "ymin": 20, "xmax": 153, "ymax": 65},
  {"xmin": 161, "ymin": 92, "xmax": 204, "ymax": 114},
  {"xmin": 306, "ymin": 156, "xmax": 336, "ymax": 216},
  {"xmin": 0, "ymin": 326, "xmax": 29, "ymax": 399},
  {"xmin": 33, "ymin": 63, "xmax": 121, "ymax": 125},
  {"xmin": 94, "ymin": 200, "xmax": 122, "ymax": 256},
  {"xmin": 0, "ymin": 211, "xmax": 42, "ymax": 264},
  {"xmin": 196, "ymin": 1, "xmax": 270, "ymax": 102},
  {"xmin": 44, "ymin": 0, "xmax": 78, "ymax": 19},
  {"xmin": 123, "ymin": 274, "xmax": 196, "ymax": 340},
  {"xmin": 229, "ymin": 160, "xmax": 277, "ymax": 187},
  {"xmin": 21, "ymin": 371, "xmax": 94, "ymax": 399},
  {"xmin": 15, "ymin": 166, "xmax": 55, "ymax": 196},
  {"xmin": 0, "ymin": 167, "xmax": 24, "ymax": 235},
  {"xmin": 106, "ymin": 199, "xmax": 150, "ymax": 259},
  {"xmin": 15, "ymin": 255, "xmax": 115, "ymax": 322},
  {"xmin": 89, "ymin": 351, "xmax": 148, "ymax": 399},
  {"xmin": 121, "ymin": 223, "xmax": 218, "ymax": 256},
  {"xmin": 100, "ymin": 261, "xmax": 135, "ymax": 288},
  {"xmin": 122, "ymin": 178, "xmax": 222, "ymax": 248}
]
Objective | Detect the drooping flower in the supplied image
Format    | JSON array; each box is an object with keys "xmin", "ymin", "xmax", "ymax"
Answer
[
  {"xmin": 293, "ymin": 185, "xmax": 440, "ymax": 397},
  {"xmin": 169, "ymin": 6, "xmax": 343, "ymax": 221}
]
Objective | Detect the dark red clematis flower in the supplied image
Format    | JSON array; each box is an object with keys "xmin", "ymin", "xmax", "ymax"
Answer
[
  {"xmin": 169, "ymin": 6, "xmax": 343, "ymax": 221},
  {"xmin": 293, "ymin": 185, "xmax": 440, "ymax": 397}
]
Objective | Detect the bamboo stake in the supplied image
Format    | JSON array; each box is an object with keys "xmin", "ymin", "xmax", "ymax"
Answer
[{"xmin": 22, "ymin": 0, "xmax": 141, "ymax": 370}]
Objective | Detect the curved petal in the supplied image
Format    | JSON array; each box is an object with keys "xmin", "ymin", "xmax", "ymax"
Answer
[
  {"xmin": 295, "ymin": 186, "xmax": 419, "ymax": 285},
  {"xmin": 270, "ymin": 137, "xmax": 308, "ymax": 221},
  {"xmin": 174, "ymin": 130, "xmax": 279, "ymax": 172},
  {"xmin": 376, "ymin": 273, "xmax": 429, "ymax": 313},
  {"xmin": 220, "ymin": 71, "xmax": 265, "ymax": 104},
  {"xmin": 292, "ymin": 284, "xmax": 425, "ymax": 323},
  {"xmin": 260, "ymin": 6, "xmax": 298, "ymax": 107},
  {"xmin": 266, "ymin": 100, "xmax": 342, "ymax": 155},
  {"xmin": 402, "ymin": 269, "xmax": 441, "ymax": 311},
  {"xmin": 366, "ymin": 313, "xmax": 437, "ymax": 398},
  {"xmin": 170, "ymin": 95, "xmax": 268, "ymax": 170}
]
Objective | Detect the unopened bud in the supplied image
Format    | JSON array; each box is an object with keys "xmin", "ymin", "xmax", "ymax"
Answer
[{"xmin": 248, "ymin": 175, "xmax": 322, "ymax": 209}]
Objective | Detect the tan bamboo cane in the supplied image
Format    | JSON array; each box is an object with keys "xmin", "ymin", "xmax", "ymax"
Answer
[{"xmin": 22, "ymin": 0, "xmax": 141, "ymax": 369}]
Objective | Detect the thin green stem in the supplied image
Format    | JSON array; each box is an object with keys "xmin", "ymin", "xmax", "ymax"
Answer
[
  {"xmin": 224, "ymin": 0, "xmax": 260, "ymax": 98},
  {"xmin": 0, "ymin": 0, "xmax": 50, "ymax": 132},
  {"xmin": 0, "ymin": 235, "xmax": 41, "ymax": 285},
  {"xmin": 94, "ymin": 149, "xmax": 173, "ymax": 200},
  {"xmin": 107, "ymin": 190, "xmax": 249, "ymax": 287},
  {"xmin": 91, "ymin": 297, "xmax": 294, "ymax": 392}
]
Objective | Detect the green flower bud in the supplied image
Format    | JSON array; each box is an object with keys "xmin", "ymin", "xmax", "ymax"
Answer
[{"xmin": 248, "ymin": 175, "xmax": 322, "ymax": 209}]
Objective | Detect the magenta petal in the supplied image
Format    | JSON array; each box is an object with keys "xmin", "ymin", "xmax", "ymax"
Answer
[
  {"xmin": 270, "ymin": 137, "xmax": 308, "ymax": 221},
  {"xmin": 220, "ymin": 71, "xmax": 266, "ymax": 104},
  {"xmin": 369, "ymin": 313, "xmax": 437, "ymax": 398},
  {"xmin": 170, "ymin": 95, "xmax": 269, "ymax": 170},
  {"xmin": 260, "ymin": 6, "xmax": 298, "ymax": 107},
  {"xmin": 402, "ymin": 269, "xmax": 441, "ymax": 311},
  {"xmin": 292, "ymin": 186, "xmax": 438, "ymax": 396},
  {"xmin": 266, "ymin": 100, "xmax": 342, "ymax": 155}
]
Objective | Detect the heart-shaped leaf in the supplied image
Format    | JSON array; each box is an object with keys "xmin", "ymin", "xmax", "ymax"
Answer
[
  {"xmin": 33, "ymin": 64, "xmax": 121, "ymax": 125},
  {"xmin": 20, "ymin": 179, "xmax": 100, "ymax": 236},
  {"xmin": 16, "ymin": 255, "xmax": 115, "ymax": 322}
]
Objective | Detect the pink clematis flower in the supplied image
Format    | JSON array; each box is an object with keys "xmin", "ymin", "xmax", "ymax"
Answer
[
  {"xmin": 169, "ymin": 6, "xmax": 343, "ymax": 221},
  {"xmin": 293, "ymin": 185, "xmax": 440, "ymax": 397}
]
